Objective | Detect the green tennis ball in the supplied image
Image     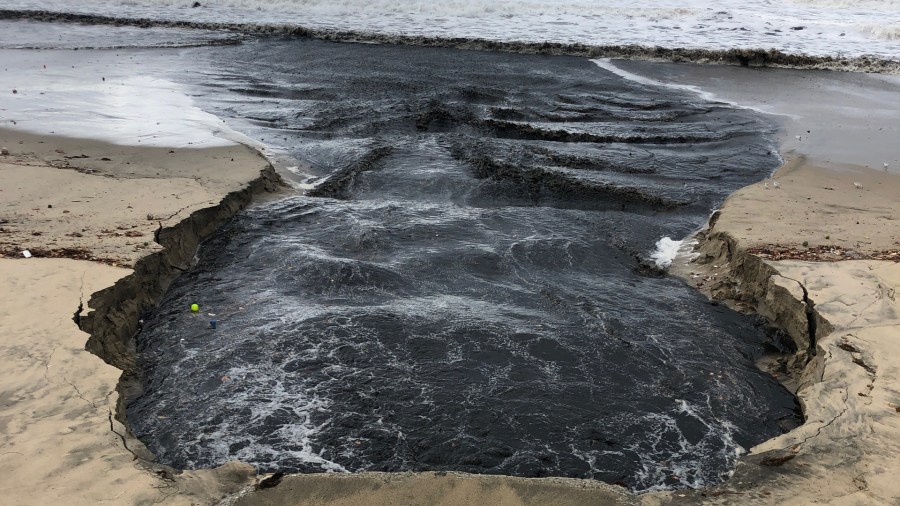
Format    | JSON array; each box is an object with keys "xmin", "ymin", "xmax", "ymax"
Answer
[{"xmin": 190, "ymin": 303, "xmax": 199, "ymax": 312}]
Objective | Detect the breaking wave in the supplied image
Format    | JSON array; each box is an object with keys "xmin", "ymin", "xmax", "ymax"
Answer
[{"xmin": 2, "ymin": 0, "xmax": 900, "ymax": 70}]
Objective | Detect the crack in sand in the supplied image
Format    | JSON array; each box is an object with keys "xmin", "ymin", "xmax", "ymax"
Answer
[
  {"xmin": 777, "ymin": 274, "xmax": 821, "ymax": 354},
  {"xmin": 797, "ymin": 390, "xmax": 850, "ymax": 447},
  {"xmin": 73, "ymin": 270, "xmax": 87, "ymax": 329},
  {"xmin": 43, "ymin": 346, "xmax": 57, "ymax": 381},
  {"xmin": 846, "ymin": 284, "xmax": 888, "ymax": 329},
  {"xmin": 62, "ymin": 375, "xmax": 98, "ymax": 410},
  {"xmin": 107, "ymin": 407, "xmax": 137, "ymax": 460},
  {"xmin": 150, "ymin": 200, "xmax": 213, "ymax": 224},
  {"xmin": 838, "ymin": 336, "xmax": 878, "ymax": 406}
]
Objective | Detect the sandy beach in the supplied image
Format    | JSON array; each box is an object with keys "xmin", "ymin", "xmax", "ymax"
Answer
[
  {"xmin": 655, "ymin": 157, "xmax": 900, "ymax": 505},
  {"xmin": 0, "ymin": 130, "xmax": 274, "ymax": 505},
  {"xmin": 1, "ymin": 59, "xmax": 899, "ymax": 506}
]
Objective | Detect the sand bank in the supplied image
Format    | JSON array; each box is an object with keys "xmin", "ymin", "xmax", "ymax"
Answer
[
  {"xmin": 652, "ymin": 161, "xmax": 900, "ymax": 504},
  {"xmin": 0, "ymin": 129, "xmax": 278, "ymax": 505}
]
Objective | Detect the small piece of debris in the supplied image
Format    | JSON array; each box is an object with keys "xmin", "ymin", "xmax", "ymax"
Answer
[
  {"xmin": 258, "ymin": 472, "xmax": 285, "ymax": 489},
  {"xmin": 0, "ymin": 147, "xmax": 9, "ymax": 155},
  {"xmin": 21, "ymin": 250, "xmax": 31, "ymax": 258},
  {"xmin": 853, "ymin": 182, "xmax": 863, "ymax": 189}
]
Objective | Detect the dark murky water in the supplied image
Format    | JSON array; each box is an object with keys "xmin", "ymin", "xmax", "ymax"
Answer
[{"xmin": 128, "ymin": 39, "xmax": 798, "ymax": 491}]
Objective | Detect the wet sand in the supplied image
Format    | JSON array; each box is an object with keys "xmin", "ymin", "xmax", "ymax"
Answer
[{"xmin": 1, "ymin": 60, "xmax": 899, "ymax": 505}]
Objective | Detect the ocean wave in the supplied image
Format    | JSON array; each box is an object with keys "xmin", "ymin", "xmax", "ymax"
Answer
[
  {"xmin": 788, "ymin": 0, "xmax": 900, "ymax": 9},
  {"xmin": 863, "ymin": 23, "xmax": 900, "ymax": 40},
  {"xmin": 5, "ymin": 0, "xmax": 703, "ymax": 19},
  {"xmin": 3, "ymin": 9, "xmax": 899, "ymax": 73}
]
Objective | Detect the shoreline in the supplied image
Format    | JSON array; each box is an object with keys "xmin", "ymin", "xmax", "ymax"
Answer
[
  {"xmin": 0, "ymin": 60, "xmax": 898, "ymax": 505},
  {"xmin": 2, "ymin": 9, "xmax": 900, "ymax": 75}
]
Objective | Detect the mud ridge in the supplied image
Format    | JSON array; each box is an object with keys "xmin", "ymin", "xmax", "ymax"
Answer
[
  {"xmin": 449, "ymin": 144, "xmax": 685, "ymax": 211},
  {"xmin": 2, "ymin": 9, "xmax": 899, "ymax": 74},
  {"xmin": 307, "ymin": 146, "xmax": 394, "ymax": 200},
  {"xmin": 526, "ymin": 146, "xmax": 656, "ymax": 175}
]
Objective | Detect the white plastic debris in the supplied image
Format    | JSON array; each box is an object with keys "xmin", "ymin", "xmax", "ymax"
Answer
[
  {"xmin": 0, "ymin": 147, "xmax": 9, "ymax": 155},
  {"xmin": 853, "ymin": 182, "xmax": 863, "ymax": 189},
  {"xmin": 22, "ymin": 250, "xmax": 32, "ymax": 258}
]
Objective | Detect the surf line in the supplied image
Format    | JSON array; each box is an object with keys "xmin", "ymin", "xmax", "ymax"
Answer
[{"xmin": 591, "ymin": 58, "xmax": 772, "ymax": 115}]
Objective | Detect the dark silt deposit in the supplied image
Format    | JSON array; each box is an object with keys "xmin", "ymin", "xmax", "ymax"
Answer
[{"xmin": 127, "ymin": 39, "xmax": 799, "ymax": 492}]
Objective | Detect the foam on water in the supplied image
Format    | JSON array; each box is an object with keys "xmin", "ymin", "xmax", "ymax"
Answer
[
  {"xmin": 3, "ymin": 0, "xmax": 900, "ymax": 60},
  {"xmin": 651, "ymin": 237, "xmax": 684, "ymax": 269}
]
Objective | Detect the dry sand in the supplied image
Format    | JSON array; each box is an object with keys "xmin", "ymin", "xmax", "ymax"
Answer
[
  {"xmin": 1, "ymin": 64, "xmax": 899, "ymax": 506},
  {"xmin": 0, "ymin": 129, "xmax": 272, "ymax": 267},
  {"xmin": 0, "ymin": 129, "xmax": 269, "ymax": 505}
]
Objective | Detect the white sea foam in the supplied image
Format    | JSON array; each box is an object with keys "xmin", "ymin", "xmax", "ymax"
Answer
[
  {"xmin": 651, "ymin": 236, "xmax": 683, "ymax": 269},
  {"xmin": 864, "ymin": 23, "xmax": 900, "ymax": 40},
  {"xmin": 4, "ymin": 0, "xmax": 900, "ymax": 60},
  {"xmin": 789, "ymin": 0, "xmax": 900, "ymax": 9}
]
